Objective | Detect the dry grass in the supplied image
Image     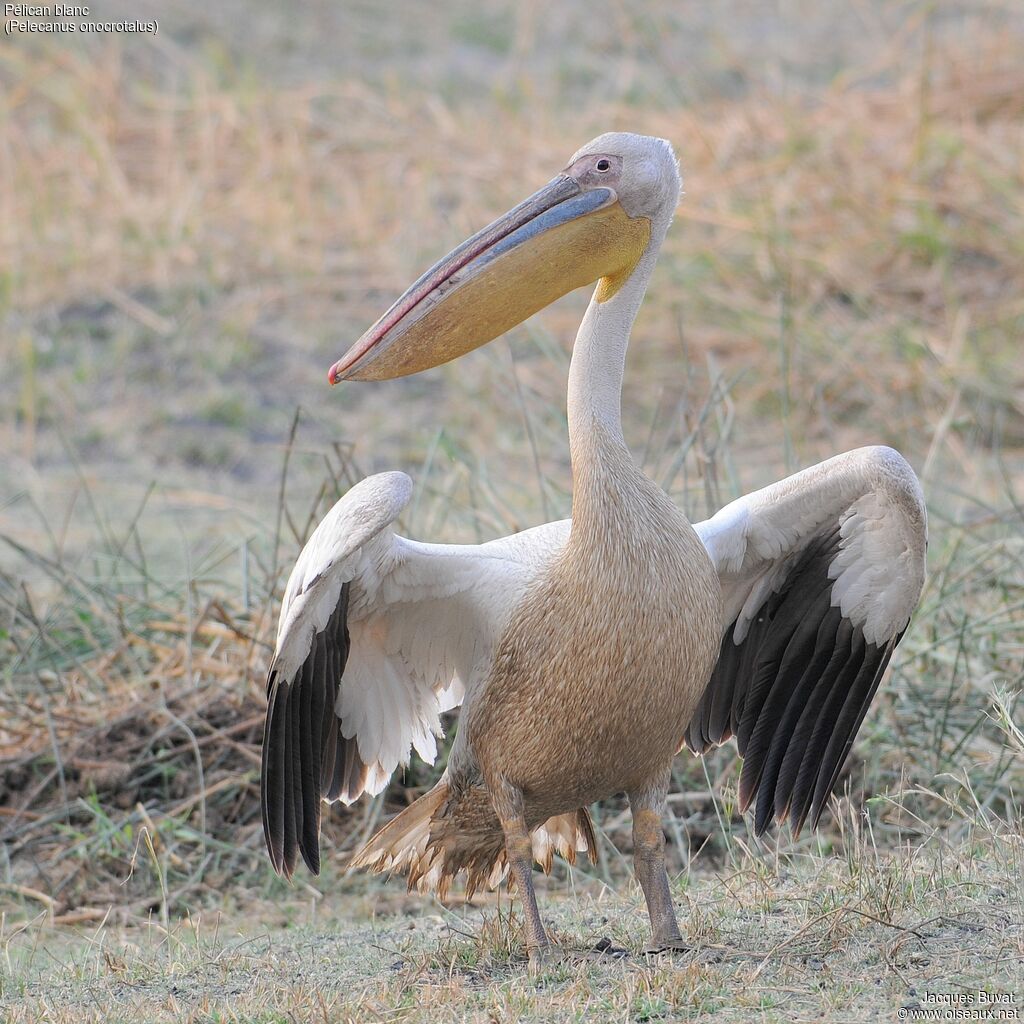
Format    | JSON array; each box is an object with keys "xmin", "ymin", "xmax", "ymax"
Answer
[
  {"xmin": 2, "ymin": 14, "xmax": 1022, "ymax": 513},
  {"xmin": 1, "ymin": 3, "xmax": 1023, "ymax": 1020},
  {"xmin": 2, "ymin": 822, "xmax": 1022, "ymax": 1022}
]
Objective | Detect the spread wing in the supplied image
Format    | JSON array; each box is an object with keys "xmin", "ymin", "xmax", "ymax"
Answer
[
  {"xmin": 687, "ymin": 446, "xmax": 927, "ymax": 835},
  {"xmin": 263, "ymin": 445, "xmax": 928, "ymax": 873},
  {"xmin": 261, "ymin": 471, "xmax": 565, "ymax": 876}
]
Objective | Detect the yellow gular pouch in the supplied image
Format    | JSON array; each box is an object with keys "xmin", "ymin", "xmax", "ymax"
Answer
[
  {"xmin": 347, "ymin": 203, "xmax": 652, "ymax": 381},
  {"xmin": 594, "ymin": 211, "xmax": 651, "ymax": 303}
]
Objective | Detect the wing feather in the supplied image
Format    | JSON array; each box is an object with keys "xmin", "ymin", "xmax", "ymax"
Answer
[
  {"xmin": 261, "ymin": 474, "xmax": 557, "ymax": 876},
  {"xmin": 689, "ymin": 446, "xmax": 926, "ymax": 835},
  {"xmin": 261, "ymin": 678, "xmax": 288, "ymax": 872}
]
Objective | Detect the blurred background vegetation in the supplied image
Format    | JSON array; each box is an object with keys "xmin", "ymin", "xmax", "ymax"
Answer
[{"xmin": 1, "ymin": 0, "xmax": 1022, "ymax": 929}]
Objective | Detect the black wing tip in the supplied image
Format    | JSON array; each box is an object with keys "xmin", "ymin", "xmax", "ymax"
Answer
[
  {"xmin": 263, "ymin": 827, "xmax": 320, "ymax": 879},
  {"xmin": 299, "ymin": 838, "xmax": 322, "ymax": 876},
  {"xmin": 748, "ymin": 643, "xmax": 901, "ymax": 842},
  {"xmin": 261, "ymin": 582, "xmax": 352, "ymax": 879},
  {"xmin": 744, "ymin": 794, "xmax": 823, "ymax": 839},
  {"xmin": 692, "ymin": 512, "xmax": 912, "ymax": 848},
  {"xmin": 264, "ymin": 841, "xmax": 321, "ymax": 879},
  {"xmin": 743, "ymin": 654, "xmax": 906, "ymax": 840}
]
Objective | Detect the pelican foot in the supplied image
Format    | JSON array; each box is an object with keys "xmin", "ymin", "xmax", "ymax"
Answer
[
  {"xmin": 590, "ymin": 936, "xmax": 630, "ymax": 959},
  {"xmin": 642, "ymin": 937, "xmax": 693, "ymax": 956},
  {"xmin": 528, "ymin": 939, "xmax": 629, "ymax": 975}
]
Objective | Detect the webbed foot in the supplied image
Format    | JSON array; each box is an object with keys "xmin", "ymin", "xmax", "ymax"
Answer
[
  {"xmin": 642, "ymin": 937, "xmax": 693, "ymax": 955},
  {"xmin": 528, "ymin": 939, "xmax": 629, "ymax": 975}
]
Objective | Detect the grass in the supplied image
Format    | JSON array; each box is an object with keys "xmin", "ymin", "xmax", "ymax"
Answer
[
  {"xmin": 1, "ymin": 2, "xmax": 1023, "ymax": 1020},
  {"xmin": 2, "ymin": 823, "xmax": 1022, "ymax": 1022}
]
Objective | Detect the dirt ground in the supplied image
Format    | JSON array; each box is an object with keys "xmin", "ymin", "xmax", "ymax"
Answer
[{"xmin": 4, "ymin": 835, "xmax": 1023, "ymax": 1024}]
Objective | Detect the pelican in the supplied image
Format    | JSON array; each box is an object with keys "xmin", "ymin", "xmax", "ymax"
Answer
[{"xmin": 261, "ymin": 133, "xmax": 927, "ymax": 966}]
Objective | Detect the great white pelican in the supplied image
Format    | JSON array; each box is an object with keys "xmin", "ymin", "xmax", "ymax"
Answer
[{"xmin": 260, "ymin": 133, "xmax": 927, "ymax": 966}]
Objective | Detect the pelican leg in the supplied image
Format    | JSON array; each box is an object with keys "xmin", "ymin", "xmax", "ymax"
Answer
[
  {"xmin": 628, "ymin": 784, "xmax": 687, "ymax": 952},
  {"xmin": 489, "ymin": 778, "xmax": 552, "ymax": 967},
  {"xmin": 499, "ymin": 813, "xmax": 555, "ymax": 969}
]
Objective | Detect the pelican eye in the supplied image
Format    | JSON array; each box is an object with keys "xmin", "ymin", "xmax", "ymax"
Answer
[{"xmin": 596, "ymin": 159, "xmax": 611, "ymax": 172}]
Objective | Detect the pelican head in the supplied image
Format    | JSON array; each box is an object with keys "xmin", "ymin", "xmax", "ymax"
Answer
[{"xmin": 329, "ymin": 133, "xmax": 681, "ymax": 383}]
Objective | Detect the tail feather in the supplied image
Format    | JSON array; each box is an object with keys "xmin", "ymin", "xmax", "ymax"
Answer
[
  {"xmin": 351, "ymin": 781, "xmax": 448, "ymax": 877},
  {"xmin": 530, "ymin": 808, "xmax": 598, "ymax": 875},
  {"xmin": 352, "ymin": 780, "xmax": 597, "ymax": 899}
]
